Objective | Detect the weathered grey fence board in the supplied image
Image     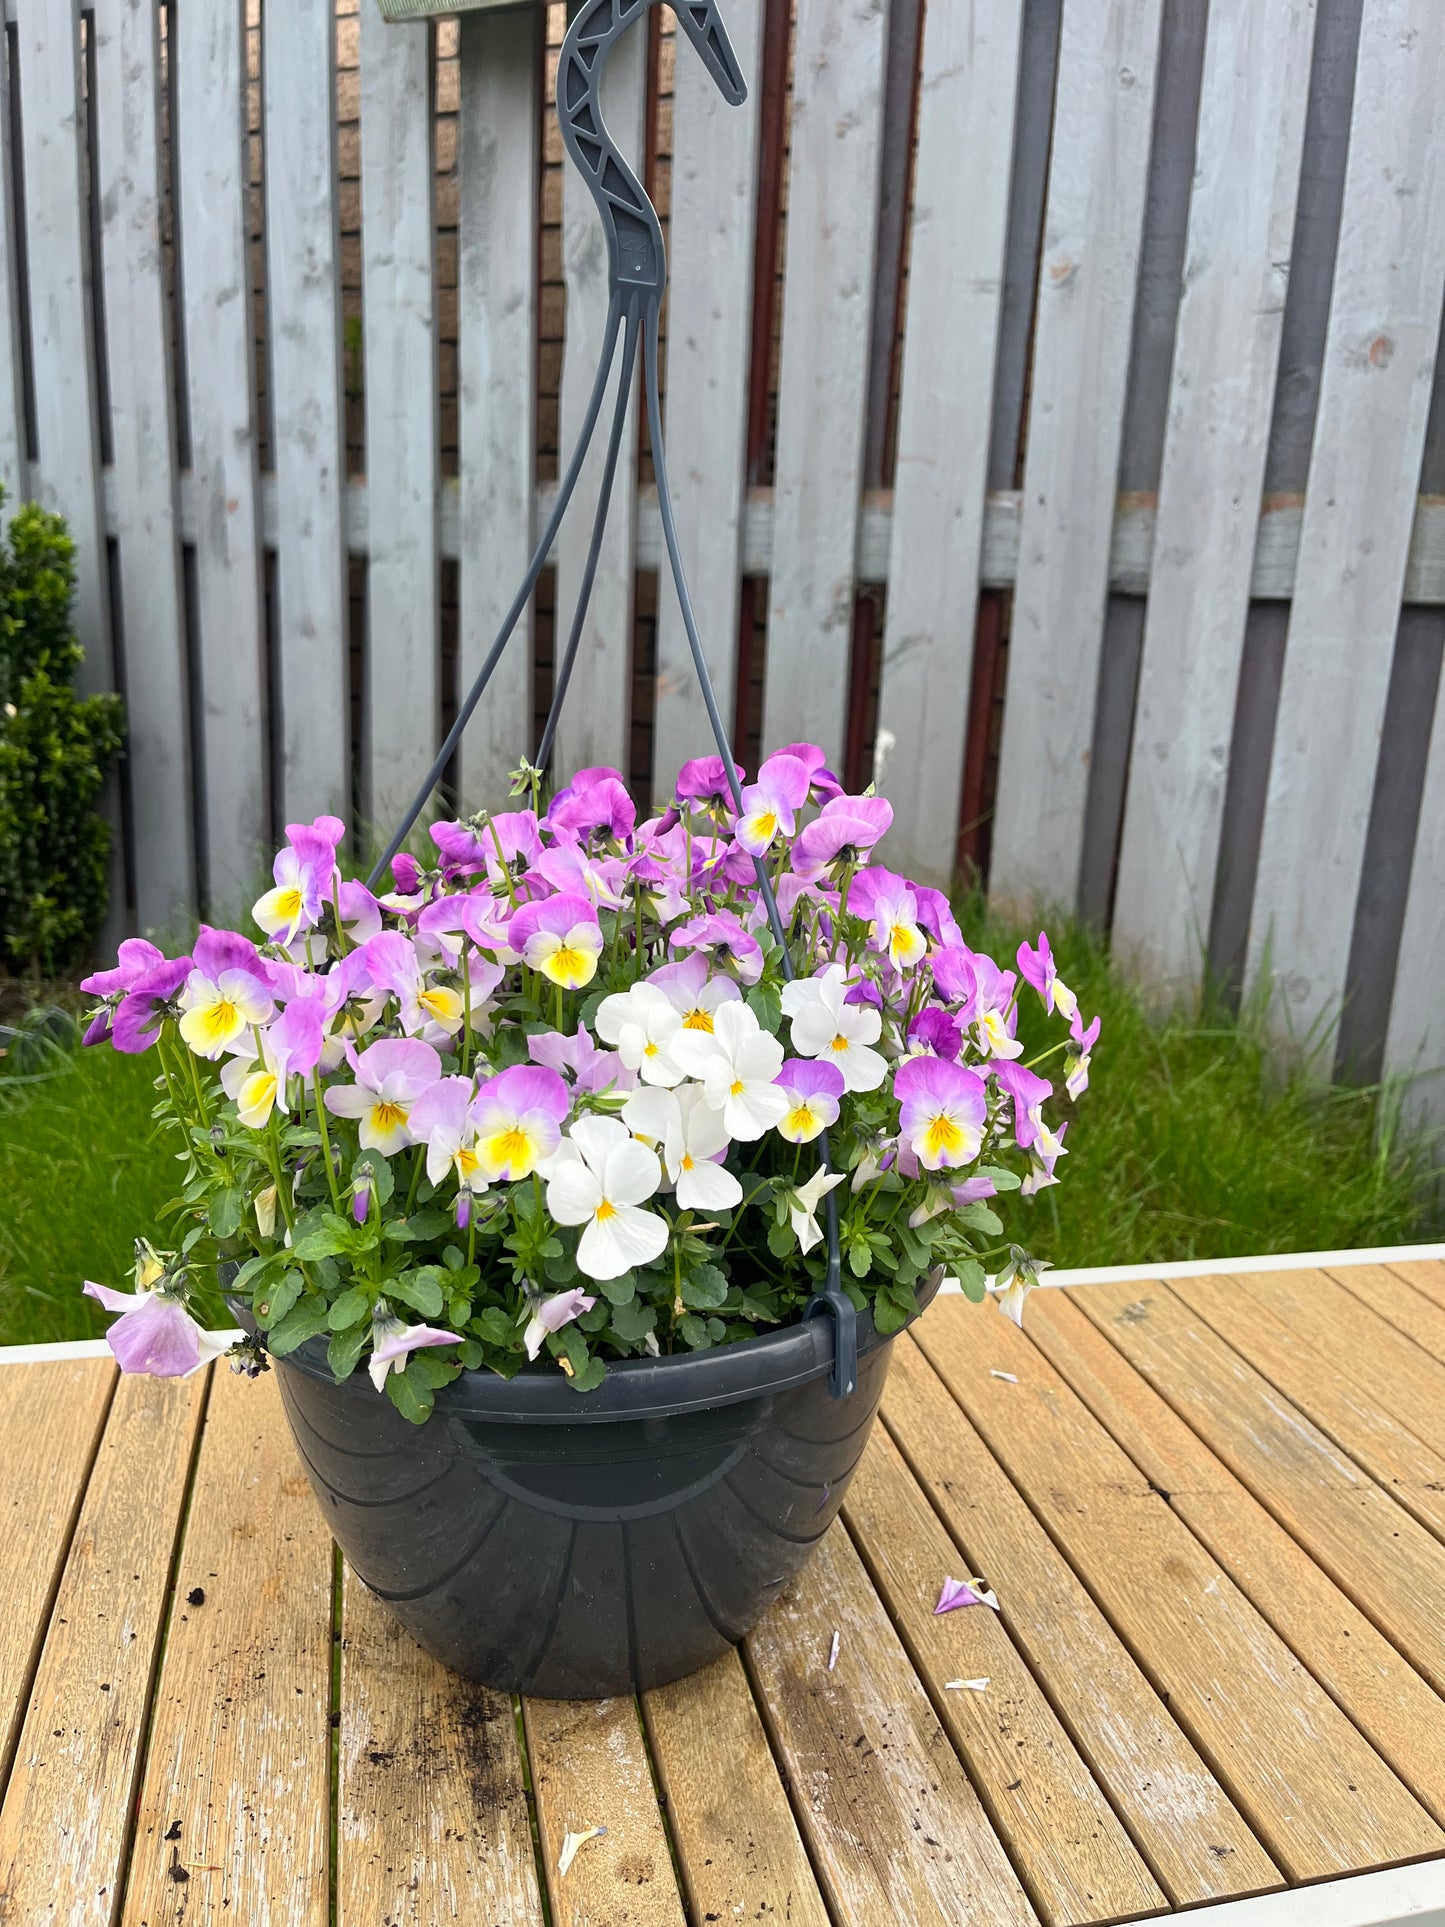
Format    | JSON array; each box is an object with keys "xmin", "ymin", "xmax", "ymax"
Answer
[
  {"xmin": 1111, "ymin": 0, "xmax": 1317, "ymax": 995},
  {"xmin": 552, "ymin": 19, "xmax": 646, "ymax": 779},
  {"xmin": 455, "ymin": 4, "xmax": 538, "ymax": 812},
  {"xmin": 175, "ymin": 0, "xmax": 266, "ymax": 916},
  {"xmin": 876, "ymin": 0, "xmax": 1025, "ymax": 886},
  {"xmin": 263, "ymin": 0, "xmax": 349, "ymax": 827},
  {"xmin": 0, "ymin": 29, "xmax": 26, "ymax": 506},
  {"xmin": 1386, "ymin": 645, "xmax": 1445, "ymax": 1132},
  {"xmin": 1245, "ymin": 2, "xmax": 1445, "ymax": 1060},
  {"xmin": 988, "ymin": 0, "xmax": 1166, "ymax": 913},
  {"xmin": 359, "ymin": 7, "xmax": 438, "ymax": 833},
  {"xmin": 650, "ymin": 0, "xmax": 762, "ymax": 801},
  {"xmin": 17, "ymin": 0, "xmax": 110, "ymax": 697},
  {"xmin": 760, "ymin": 0, "xmax": 889, "ymax": 761},
  {"xmin": 93, "ymin": 0, "xmax": 193, "ymax": 933}
]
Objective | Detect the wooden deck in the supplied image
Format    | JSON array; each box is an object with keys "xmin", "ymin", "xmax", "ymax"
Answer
[{"xmin": 3, "ymin": 1256, "xmax": 1445, "ymax": 1925}]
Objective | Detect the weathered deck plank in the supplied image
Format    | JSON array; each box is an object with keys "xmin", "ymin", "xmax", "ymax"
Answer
[
  {"xmin": 843, "ymin": 1427, "xmax": 1167, "ymax": 1925},
  {"xmin": 745, "ymin": 1519, "xmax": 1040, "ymax": 1927},
  {"xmin": 339, "ymin": 1571, "xmax": 545, "ymax": 1927},
  {"xmin": 1331, "ymin": 1261, "xmax": 1445, "ymax": 1365},
  {"xmin": 882, "ymin": 1336, "xmax": 1279, "ymax": 1907},
  {"xmin": 0, "ymin": 1373, "xmax": 206, "ymax": 1924},
  {"xmin": 122, "ymin": 1369, "xmax": 333, "ymax": 1927},
  {"xmin": 912, "ymin": 1300, "xmax": 1445, "ymax": 1877},
  {"xmin": 1035, "ymin": 1289, "xmax": 1445, "ymax": 1827}
]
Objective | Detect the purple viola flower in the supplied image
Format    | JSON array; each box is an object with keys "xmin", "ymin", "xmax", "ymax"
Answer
[
  {"xmin": 335, "ymin": 879, "xmax": 383, "ymax": 947},
  {"xmin": 669, "ymin": 909, "xmax": 764, "ymax": 986},
  {"xmin": 390, "ymin": 852, "xmax": 423, "ymax": 896},
  {"xmin": 111, "ymin": 955, "xmax": 193, "ymax": 1055},
  {"xmin": 908, "ymin": 1006, "xmax": 962, "ymax": 1061},
  {"xmin": 324, "ymin": 1037, "xmax": 443, "ymax": 1155},
  {"xmin": 352, "ymin": 1179, "xmax": 371, "ymax": 1225},
  {"xmin": 524, "ymin": 1286, "xmax": 598, "ymax": 1361},
  {"xmin": 969, "ymin": 956, "xmax": 1021, "ymax": 1059},
  {"xmin": 479, "ymin": 809, "xmax": 545, "ymax": 890},
  {"xmin": 894, "ymin": 1056, "xmax": 988, "ymax": 1171},
  {"xmin": 929, "ymin": 943, "xmax": 978, "ymax": 1010},
  {"xmin": 772, "ymin": 741, "xmax": 843, "ymax": 801},
  {"xmin": 429, "ymin": 818, "xmax": 491, "ymax": 878},
  {"xmin": 849, "ymin": 865, "xmax": 927, "ymax": 970},
  {"xmin": 844, "ymin": 976, "xmax": 883, "ymax": 1012},
  {"xmin": 1022, "ymin": 1119, "xmax": 1069, "ymax": 1195},
  {"xmin": 733, "ymin": 752, "xmax": 811, "ymax": 856},
  {"xmin": 791, "ymin": 795, "xmax": 894, "ymax": 881},
  {"xmin": 934, "ymin": 1576, "xmax": 999, "ymax": 1614},
  {"xmin": 647, "ymin": 951, "xmax": 742, "ymax": 1033},
  {"xmin": 252, "ymin": 815, "xmax": 346, "ymax": 944},
  {"xmin": 535, "ymin": 840, "xmax": 628, "ymax": 909},
  {"xmin": 909, "ymin": 884, "xmax": 961, "ymax": 949},
  {"xmin": 989, "ymin": 1059, "xmax": 1053, "ymax": 1150},
  {"xmin": 84, "ymin": 1278, "xmax": 231, "ymax": 1378},
  {"xmin": 674, "ymin": 754, "xmax": 743, "ymax": 809},
  {"xmin": 528, "ymin": 1026, "xmax": 633, "ymax": 1096},
  {"xmin": 472, "ymin": 1063, "xmax": 571, "ymax": 1181},
  {"xmin": 176, "ymin": 928, "xmax": 274, "ymax": 1060},
  {"xmin": 546, "ymin": 766, "xmax": 636, "ymax": 843},
  {"xmin": 773, "ymin": 1058, "xmax": 845, "ymax": 1143},
  {"xmin": 1065, "ymin": 1009, "xmax": 1101, "ymax": 1100},
  {"xmin": 80, "ymin": 938, "xmax": 166, "ymax": 1002},
  {"xmin": 507, "ymin": 893, "xmax": 604, "ymax": 990},
  {"xmin": 367, "ymin": 1308, "xmax": 465, "ymax": 1393},
  {"xmin": 1017, "ymin": 931, "xmax": 1077, "ymax": 1020}
]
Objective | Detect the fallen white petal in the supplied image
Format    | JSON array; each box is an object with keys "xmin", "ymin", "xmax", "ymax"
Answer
[
  {"xmin": 990, "ymin": 1370, "xmax": 1019, "ymax": 1383},
  {"xmin": 945, "ymin": 1678, "xmax": 991, "ymax": 1692},
  {"xmin": 826, "ymin": 1630, "xmax": 840, "ymax": 1672},
  {"xmin": 558, "ymin": 1826, "xmax": 607, "ymax": 1878}
]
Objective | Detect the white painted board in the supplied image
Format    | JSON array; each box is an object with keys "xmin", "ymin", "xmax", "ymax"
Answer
[
  {"xmin": 455, "ymin": 3, "xmax": 538, "ymax": 813},
  {"xmin": 649, "ymin": 0, "xmax": 762, "ymax": 801},
  {"xmin": 552, "ymin": 19, "xmax": 646, "ymax": 780},
  {"xmin": 93, "ymin": 0, "xmax": 193, "ymax": 933},
  {"xmin": 263, "ymin": 1, "xmax": 349, "ymax": 828},
  {"xmin": 876, "ymin": 0, "xmax": 1026, "ymax": 886},
  {"xmin": 1383, "ymin": 628, "xmax": 1445, "ymax": 1135},
  {"xmin": 988, "ymin": 0, "xmax": 1166, "ymax": 912},
  {"xmin": 175, "ymin": 0, "xmax": 267, "ymax": 919},
  {"xmin": 1245, "ymin": 1, "xmax": 1445, "ymax": 1061},
  {"xmin": 1111, "ymin": 0, "xmax": 1317, "ymax": 997},
  {"xmin": 359, "ymin": 6, "xmax": 438, "ymax": 838},
  {"xmin": 760, "ymin": 0, "xmax": 889, "ymax": 764}
]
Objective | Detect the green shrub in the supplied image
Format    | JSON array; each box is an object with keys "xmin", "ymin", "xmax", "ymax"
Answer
[{"xmin": 0, "ymin": 498, "xmax": 124, "ymax": 974}]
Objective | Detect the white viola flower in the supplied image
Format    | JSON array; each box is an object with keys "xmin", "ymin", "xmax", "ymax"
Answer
[
  {"xmin": 544, "ymin": 1115, "xmax": 670, "ymax": 1281},
  {"xmin": 781, "ymin": 963, "xmax": 888, "ymax": 1093},
  {"xmin": 645, "ymin": 954, "xmax": 742, "ymax": 1036},
  {"xmin": 595, "ymin": 982, "xmax": 685, "ymax": 1087},
  {"xmin": 667, "ymin": 999, "xmax": 788, "ymax": 1141},
  {"xmin": 784, "ymin": 1166, "xmax": 846, "ymax": 1255},
  {"xmin": 621, "ymin": 1084, "xmax": 743, "ymax": 1212},
  {"xmin": 523, "ymin": 1286, "xmax": 598, "ymax": 1361}
]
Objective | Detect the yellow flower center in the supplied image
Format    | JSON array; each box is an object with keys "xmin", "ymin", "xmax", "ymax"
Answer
[
  {"xmin": 418, "ymin": 986, "xmax": 461, "ymax": 1021},
  {"xmin": 455, "ymin": 1146, "xmax": 480, "ymax": 1179},
  {"xmin": 729, "ymin": 1079, "xmax": 746, "ymax": 1098},
  {"xmin": 372, "ymin": 1100, "xmax": 408, "ymax": 1133},
  {"xmin": 682, "ymin": 1007, "xmax": 714, "ymax": 1032},
  {"xmin": 754, "ymin": 811, "xmax": 778, "ymax": 842},
  {"xmin": 830, "ymin": 1033, "xmax": 849, "ymax": 1053},
  {"xmin": 786, "ymin": 1103, "xmax": 816, "ymax": 1136},
  {"xmin": 486, "ymin": 1126, "xmax": 533, "ymax": 1172},
  {"xmin": 541, "ymin": 941, "xmax": 597, "ymax": 990},
  {"xmin": 924, "ymin": 1113, "xmax": 963, "ymax": 1160},
  {"xmin": 644, "ymin": 1040, "xmax": 659, "ymax": 1057},
  {"xmin": 681, "ymin": 1154, "xmax": 695, "ymax": 1172},
  {"xmin": 595, "ymin": 1198, "xmax": 617, "ymax": 1223}
]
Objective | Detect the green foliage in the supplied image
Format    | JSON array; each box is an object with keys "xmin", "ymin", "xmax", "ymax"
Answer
[{"xmin": 0, "ymin": 498, "xmax": 124, "ymax": 974}]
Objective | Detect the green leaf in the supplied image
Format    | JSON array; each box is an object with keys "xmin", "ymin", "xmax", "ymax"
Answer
[
  {"xmin": 951, "ymin": 1258, "xmax": 988, "ymax": 1303},
  {"xmin": 470, "ymin": 1306, "xmax": 519, "ymax": 1348},
  {"xmin": 327, "ymin": 1325, "xmax": 369, "ymax": 1383},
  {"xmin": 608, "ymin": 1300, "xmax": 657, "ymax": 1343},
  {"xmin": 385, "ymin": 1359, "xmax": 434, "ymax": 1425},
  {"xmin": 677, "ymin": 1312, "xmax": 714, "ymax": 1351},
  {"xmin": 253, "ymin": 1270, "xmax": 303, "ymax": 1329},
  {"xmin": 977, "ymin": 1165, "xmax": 1022, "ymax": 1192},
  {"xmin": 290, "ymin": 1211, "xmax": 354, "ymax": 1261},
  {"xmin": 327, "ymin": 1285, "xmax": 372, "ymax": 1332},
  {"xmin": 598, "ymin": 1270, "xmax": 636, "ymax": 1307},
  {"xmin": 955, "ymin": 1202, "xmax": 1004, "ymax": 1238},
  {"xmin": 680, "ymin": 1264, "xmax": 728, "ymax": 1310},
  {"xmin": 230, "ymin": 1252, "xmax": 278, "ymax": 1294},
  {"xmin": 566, "ymin": 1353, "xmax": 607, "ymax": 1393},
  {"xmin": 385, "ymin": 1269, "xmax": 446, "ymax": 1319},
  {"xmin": 766, "ymin": 1217, "xmax": 794, "ymax": 1259},
  {"xmin": 384, "ymin": 1209, "xmax": 450, "ymax": 1245},
  {"xmin": 208, "ymin": 1186, "xmax": 243, "ymax": 1240},
  {"xmin": 267, "ymin": 1294, "xmax": 332, "ymax": 1357},
  {"xmin": 746, "ymin": 981, "xmax": 783, "ymax": 1034}
]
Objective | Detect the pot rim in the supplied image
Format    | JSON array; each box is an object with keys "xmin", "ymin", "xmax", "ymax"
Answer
[{"xmin": 229, "ymin": 1273, "xmax": 940, "ymax": 1425}]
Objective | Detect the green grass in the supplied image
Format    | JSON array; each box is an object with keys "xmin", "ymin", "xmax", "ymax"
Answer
[{"xmin": 0, "ymin": 913, "xmax": 1438, "ymax": 1345}]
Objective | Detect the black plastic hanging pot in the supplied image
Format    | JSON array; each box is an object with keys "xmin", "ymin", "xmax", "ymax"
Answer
[{"xmin": 253, "ymin": 1273, "xmax": 937, "ymax": 1698}]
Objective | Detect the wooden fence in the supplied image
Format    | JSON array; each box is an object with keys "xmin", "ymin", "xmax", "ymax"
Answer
[{"xmin": 1, "ymin": 0, "xmax": 1444, "ymax": 1133}]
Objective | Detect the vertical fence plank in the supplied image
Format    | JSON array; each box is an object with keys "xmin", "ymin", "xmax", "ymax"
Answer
[
  {"xmin": 552, "ymin": 16, "xmax": 645, "ymax": 779},
  {"xmin": 1111, "ymin": 0, "xmax": 1317, "ymax": 995},
  {"xmin": 875, "ymin": 0, "xmax": 1025, "ymax": 886},
  {"xmin": 1245, "ymin": 2, "xmax": 1445, "ymax": 1058},
  {"xmin": 456, "ymin": 4, "xmax": 537, "ymax": 814},
  {"xmin": 988, "ymin": 0, "xmax": 1165, "ymax": 912},
  {"xmin": 0, "ymin": 28, "xmax": 27, "ymax": 505},
  {"xmin": 16, "ymin": 0, "xmax": 110, "ymax": 697},
  {"xmin": 649, "ymin": 0, "xmax": 762, "ymax": 798},
  {"xmin": 176, "ymin": 0, "xmax": 266, "ymax": 918},
  {"xmin": 359, "ymin": 8, "xmax": 437, "ymax": 837},
  {"xmin": 760, "ymin": 0, "xmax": 888, "ymax": 763},
  {"xmin": 1384, "ymin": 640, "xmax": 1445, "ymax": 1133},
  {"xmin": 264, "ymin": 0, "xmax": 349, "ymax": 828},
  {"xmin": 93, "ymin": 0, "xmax": 193, "ymax": 932}
]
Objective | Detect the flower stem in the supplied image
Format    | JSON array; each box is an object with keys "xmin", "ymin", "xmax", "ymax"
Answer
[{"xmin": 313, "ymin": 1074, "xmax": 344, "ymax": 1214}]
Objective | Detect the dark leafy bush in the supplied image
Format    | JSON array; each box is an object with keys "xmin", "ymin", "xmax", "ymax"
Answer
[{"xmin": 0, "ymin": 499, "xmax": 124, "ymax": 973}]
